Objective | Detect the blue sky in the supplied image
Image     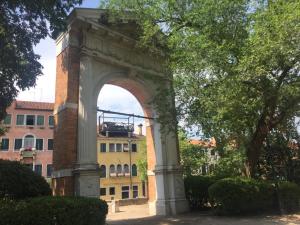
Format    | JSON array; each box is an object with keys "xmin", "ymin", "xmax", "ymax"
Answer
[{"xmin": 17, "ymin": 0, "xmax": 145, "ymax": 132}]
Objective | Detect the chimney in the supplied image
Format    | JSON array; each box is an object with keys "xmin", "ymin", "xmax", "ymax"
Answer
[{"xmin": 137, "ymin": 124, "xmax": 143, "ymax": 136}]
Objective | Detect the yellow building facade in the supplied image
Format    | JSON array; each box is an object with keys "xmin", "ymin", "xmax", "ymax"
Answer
[{"xmin": 97, "ymin": 135, "xmax": 146, "ymax": 202}]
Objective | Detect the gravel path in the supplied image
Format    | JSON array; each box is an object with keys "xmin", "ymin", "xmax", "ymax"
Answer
[{"xmin": 107, "ymin": 204, "xmax": 300, "ymax": 225}]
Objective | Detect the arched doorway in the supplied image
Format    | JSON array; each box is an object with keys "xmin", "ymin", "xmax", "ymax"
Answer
[{"xmin": 52, "ymin": 8, "xmax": 188, "ymax": 215}]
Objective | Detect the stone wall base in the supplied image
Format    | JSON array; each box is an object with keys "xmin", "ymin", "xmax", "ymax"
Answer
[{"xmin": 149, "ymin": 198, "xmax": 189, "ymax": 216}]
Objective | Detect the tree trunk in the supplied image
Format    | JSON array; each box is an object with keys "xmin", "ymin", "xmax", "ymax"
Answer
[{"xmin": 246, "ymin": 116, "xmax": 270, "ymax": 177}]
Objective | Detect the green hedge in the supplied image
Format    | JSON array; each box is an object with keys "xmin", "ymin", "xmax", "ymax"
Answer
[
  {"xmin": 0, "ymin": 196, "xmax": 108, "ymax": 225},
  {"xmin": 0, "ymin": 160, "xmax": 51, "ymax": 199},
  {"xmin": 278, "ymin": 181, "xmax": 300, "ymax": 213},
  {"xmin": 184, "ymin": 175, "xmax": 216, "ymax": 209},
  {"xmin": 208, "ymin": 177, "xmax": 275, "ymax": 215}
]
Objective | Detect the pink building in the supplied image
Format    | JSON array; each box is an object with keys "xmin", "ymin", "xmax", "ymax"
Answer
[{"xmin": 0, "ymin": 100, "xmax": 54, "ymax": 179}]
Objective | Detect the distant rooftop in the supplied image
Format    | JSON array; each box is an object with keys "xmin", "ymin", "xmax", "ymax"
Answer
[
  {"xmin": 190, "ymin": 138, "xmax": 216, "ymax": 148},
  {"xmin": 14, "ymin": 100, "xmax": 54, "ymax": 111}
]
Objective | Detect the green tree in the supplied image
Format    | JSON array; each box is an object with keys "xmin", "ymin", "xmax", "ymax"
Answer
[
  {"xmin": 137, "ymin": 137, "xmax": 147, "ymax": 181},
  {"xmin": 214, "ymin": 148, "xmax": 246, "ymax": 179},
  {"xmin": 258, "ymin": 120, "xmax": 300, "ymax": 182},
  {"xmin": 0, "ymin": 0, "xmax": 82, "ymax": 120},
  {"xmin": 178, "ymin": 130, "xmax": 209, "ymax": 176},
  {"xmin": 103, "ymin": 0, "xmax": 300, "ymax": 176}
]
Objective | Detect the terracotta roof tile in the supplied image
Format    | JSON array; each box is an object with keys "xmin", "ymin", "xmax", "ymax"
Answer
[
  {"xmin": 15, "ymin": 100, "xmax": 54, "ymax": 111},
  {"xmin": 190, "ymin": 138, "xmax": 216, "ymax": 147}
]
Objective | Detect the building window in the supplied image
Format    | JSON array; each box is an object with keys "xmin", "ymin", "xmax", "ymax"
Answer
[
  {"xmin": 34, "ymin": 164, "xmax": 42, "ymax": 176},
  {"xmin": 36, "ymin": 115, "xmax": 44, "ymax": 126},
  {"xmin": 48, "ymin": 139, "xmax": 53, "ymax": 150},
  {"xmin": 16, "ymin": 115, "xmax": 25, "ymax": 125},
  {"xmin": 47, "ymin": 164, "xmax": 52, "ymax": 177},
  {"xmin": 48, "ymin": 115, "xmax": 54, "ymax": 126},
  {"xmin": 0, "ymin": 138, "xmax": 9, "ymax": 151},
  {"xmin": 133, "ymin": 185, "xmax": 138, "ymax": 198},
  {"xmin": 117, "ymin": 164, "xmax": 122, "ymax": 175},
  {"xmin": 100, "ymin": 188, "xmax": 106, "ymax": 196},
  {"xmin": 124, "ymin": 164, "xmax": 129, "ymax": 174},
  {"xmin": 26, "ymin": 115, "xmax": 35, "ymax": 126},
  {"xmin": 109, "ymin": 143, "xmax": 115, "ymax": 152},
  {"xmin": 100, "ymin": 143, "xmax": 106, "ymax": 152},
  {"xmin": 100, "ymin": 165, "xmax": 106, "ymax": 178},
  {"xmin": 24, "ymin": 135, "xmax": 34, "ymax": 148},
  {"xmin": 121, "ymin": 186, "xmax": 129, "ymax": 199},
  {"xmin": 109, "ymin": 187, "xmax": 115, "ymax": 195},
  {"xmin": 14, "ymin": 139, "xmax": 22, "ymax": 151},
  {"xmin": 109, "ymin": 165, "xmax": 116, "ymax": 176},
  {"xmin": 2, "ymin": 114, "xmax": 11, "ymax": 125},
  {"xmin": 116, "ymin": 143, "xmax": 122, "ymax": 152},
  {"xmin": 35, "ymin": 139, "xmax": 43, "ymax": 150},
  {"xmin": 123, "ymin": 143, "xmax": 129, "ymax": 152},
  {"xmin": 131, "ymin": 143, "xmax": 137, "ymax": 152},
  {"xmin": 132, "ymin": 164, "xmax": 137, "ymax": 176}
]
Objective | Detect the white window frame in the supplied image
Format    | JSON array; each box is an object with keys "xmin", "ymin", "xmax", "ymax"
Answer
[
  {"xmin": 123, "ymin": 143, "xmax": 129, "ymax": 152},
  {"xmin": 100, "ymin": 143, "xmax": 106, "ymax": 152},
  {"xmin": 47, "ymin": 138, "xmax": 54, "ymax": 151},
  {"xmin": 16, "ymin": 114, "xmax": 37, "ymax": 126},
  {"xmin": 22, "ymin": 133, "xmax": 36, "ymax": 149},
  {"xmin": 1, "ymin": 113, "xmax": 12, "ymax": 125},
  {"xmin": 109, "ymin": 186, "xmax": 115, "ymax": 196},
  {"xmin": 46, "ymin": 164, "xmax": 52, "ymax": 178},
  {"xmin": 36, "ymin": 115, "xmax": 45, "ymax": 126},
  {"xmin": 132, "ymin": 185, "xmax": 138, "ymax": 199},
  {"xmin": 109, "ymin": 143, "xmax": 115, "ymax": 152},
  {"xmin": 35, "ymin": 138, "xmax": 44, "ymax": 151},
  {"xmin": 0, "ymin": 137, "xmax": 9, "ymax": 151},
  {"xmin": 48, "ymin": 115, "xmax": 54, "ymax": 127},
  {"xmin": 34, "ymin": 164, "xmax": 43, "ymax": 176},
  {"xmin": 13, "ymin": 138, "xmax": 23, "ymax": 151},
  {"xmin": 100, "ymin": 165, "xmax": 107, "ymax": 178},
  {"xmin": 121, "ymin": 185, "xmax": 130, "ymax": 199}
]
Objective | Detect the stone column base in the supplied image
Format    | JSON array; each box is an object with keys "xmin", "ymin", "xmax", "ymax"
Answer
[
  {"xmin": 73, "ymin": 164, "xmax": 100, "ymax": 198},
  {"xmin": 149, "ymin": 198, "xmax": 189, "ymax": 216}
]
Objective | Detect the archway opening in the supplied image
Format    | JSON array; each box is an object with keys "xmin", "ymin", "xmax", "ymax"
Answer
[{"xmin": 97, "ymin": 84, "xmax": 152, "ymax": 220}]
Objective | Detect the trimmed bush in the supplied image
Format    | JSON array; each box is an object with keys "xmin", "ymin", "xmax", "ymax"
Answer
[
  {"xmin": 0, "ymin": 160, "xmax": 51, "ymax": 199},
  {"xmin": 278, "ymin": 181, "xmax": 300, "ymax": 213},
  {"xmin": 208, "ymin": 177, "xmax": 275, "ymax": 215},
  {"xmin": 184, "ymin": 175, "xmax": 217, "ymax": 209},
  {"xmin": 0, "ymin": 196, "xmax": 108, "ymax": 225}
]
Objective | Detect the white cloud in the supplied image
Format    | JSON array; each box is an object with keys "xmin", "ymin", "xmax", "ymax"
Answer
[{"xmin": 17, "ymin": 37, "xmax": 56, "ymax": 102}]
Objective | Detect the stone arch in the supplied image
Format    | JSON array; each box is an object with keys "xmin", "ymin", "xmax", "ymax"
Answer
[{"xmin": 52, "ymin": 8, "xmax": 188, "ymax": 215}]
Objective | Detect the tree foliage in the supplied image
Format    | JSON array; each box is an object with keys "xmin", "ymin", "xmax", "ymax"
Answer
[
  {"xmin": 258, "ymin": 121, "xmax": 300, "ymax": 182},
  {"xmin": 104, "ymin": 0, "xmax": 300, "ymax": 176},
  {"xmin": 178, "ymin": 130, "xmax": 209, "ymax": 176},
  {"xmin": 137, "ymin": 137, "xmax": 147, "ymax": 181},
  {"xmin": 0, "ymin": 0, "xmax": 82, "ymax": 120},
  {"xmin": 214, "ymin": 148, "xmax": 246, "ymax": 179}
]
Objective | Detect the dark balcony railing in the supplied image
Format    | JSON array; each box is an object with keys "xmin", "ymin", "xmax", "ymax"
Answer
[{"xmin": 99, "ymin": 122, "xmax": 134, "ymax": 136}]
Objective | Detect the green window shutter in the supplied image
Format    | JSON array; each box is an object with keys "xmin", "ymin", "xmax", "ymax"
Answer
[
  {"xmin": 48, "ymin": 139, "xmax": 53, "ymax": 150},
  {"xmin": 48, "ymin": 116, "xmax": 54, "ymax": 126},
  {"xmin": 34, "ymin": 165, "xmax": 42, "ymax": 176},
  {"xmin": 37, "ymin": 115, "xmax": 44, "ymax": 126},
  {"xmin": 14, "ymin": 139, "xmax": 22, "ymax": 150},
  {"xmin": 3, "ymin": 114, "xmax": 11, "ymax": 125},
  {"xmin": 16, "ymin": 115, "xmax": 24, "ymax": 125},
  {"xmin": 35, "ymin": 139, "xmax": 43, "ymax": 150},
  {"xmin": 0, "ymin": 138, "xmax": 9, "ymax": 150},
  {"xmin": 47, "ymin": 164, "xmax": 52, "ymax": 177},
  {"xmin": 132, "ymin": 164, "xmax": 137, "ymax": 176}
]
